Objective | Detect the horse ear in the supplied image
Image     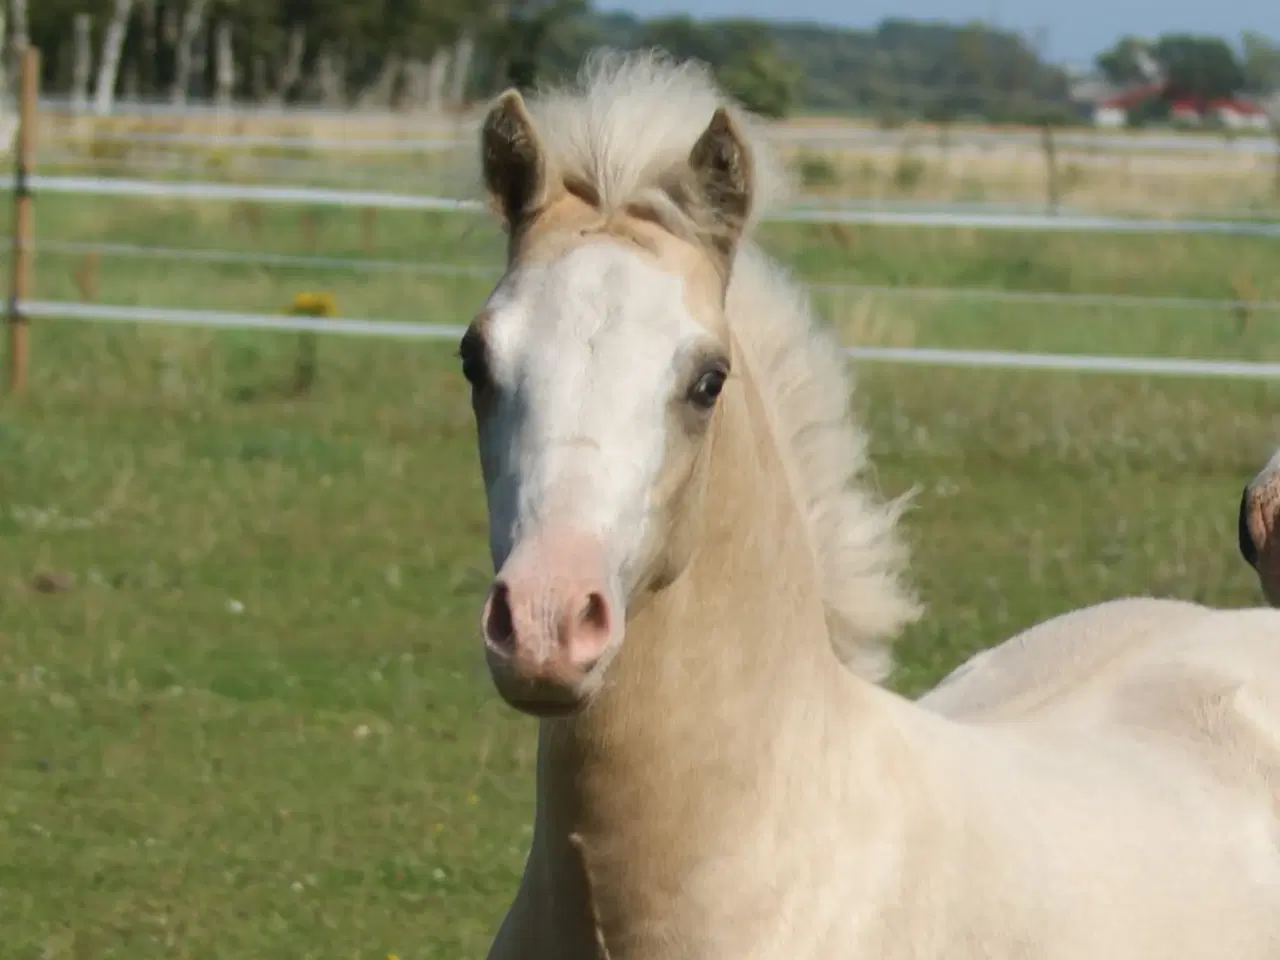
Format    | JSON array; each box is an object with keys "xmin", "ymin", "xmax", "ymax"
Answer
[
  {"xmin": 688, "ymin": 107, "xmax": 754, "ymax": 257},
  {"xmin": 481, "ymin": 89, "xmax": 551, "ymax": 231}
]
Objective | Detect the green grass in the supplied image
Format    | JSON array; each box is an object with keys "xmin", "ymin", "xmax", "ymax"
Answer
[{"xmin": 2, "ymin": 191, "xmax": 1279, "ymax": 957}]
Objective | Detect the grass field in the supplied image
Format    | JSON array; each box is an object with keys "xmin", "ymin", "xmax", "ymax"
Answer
[{"xmin": 3, "ymin": 189, "xmax": 1280, "ymax": 957}]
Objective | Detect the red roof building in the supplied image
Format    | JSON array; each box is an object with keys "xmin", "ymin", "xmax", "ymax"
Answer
[{"xmin": 1093, "ymin": 80, "xmax": 1269, "ymax": 130}]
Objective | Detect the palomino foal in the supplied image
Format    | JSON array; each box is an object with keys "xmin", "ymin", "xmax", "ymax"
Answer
[{"xmin": 463, "ymin": 52, "xmax": 1280, "ymax": 960}]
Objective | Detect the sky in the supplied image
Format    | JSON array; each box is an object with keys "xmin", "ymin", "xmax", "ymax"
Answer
[{"xmin": 602, "ymin": 0, "xmax": 1280, "ymax": 65}]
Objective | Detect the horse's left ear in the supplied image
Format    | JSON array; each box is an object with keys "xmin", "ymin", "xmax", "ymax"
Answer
[
  {"xmin": 688, "ymin": 107, "xmax": 754, "ymax": 260},
  {"xmin": 481, "ymin": 89, "xmax": 553, "ymax": 233}
]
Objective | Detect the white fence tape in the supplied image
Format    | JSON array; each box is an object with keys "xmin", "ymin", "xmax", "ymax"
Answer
[
  {"xmin": 15, "ymin": 174, "xmax": 481, "ymax": 212},
  {"xmin": 21, "ymin": 299, "xmax": 469, "ymax": 339},
  {"xmin": 46, "ymin": 130, "xmax": 467, "ymax": 153},
  {"xmin": 813, "ymin": 282, "xmax": 1280, "ymax": 313},
  {"xmin": 843, "ymin": 346, "xmax": 1280, "ymax": 378},
  {"xmin": 12, "ymin": 173, "xmax": 1280, "ymax": 237},
  {"xmin": 20, "ymin": 300, "xmax": 1280, "ymax": 380},
  {"xmin": 770, "ymin": 206, "xmax": 1280, "ymax": 236}
]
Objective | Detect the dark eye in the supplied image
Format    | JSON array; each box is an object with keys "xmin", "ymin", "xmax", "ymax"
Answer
[
  {"xmin": 687, "ymin": 367, "xmax": 727, "ymax": 411},
  {"xmin": 457, "ymin": 326, "xmax": 489, "ymax": 389}
]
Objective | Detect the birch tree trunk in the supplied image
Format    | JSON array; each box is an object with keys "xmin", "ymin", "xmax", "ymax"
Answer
[
  {"xmin": 138, "ymin": 0, "xmax": 156, "ymax": 96},
  {"xmin": 8, "ymin": 0, "xmax": 27, "ymax": 99},
  {"xmin": 214, "ymin": 21, "xmax": 234, "ymax": 109},
  {"xmin": 266, "ymin": 25, "xmax": 305, "ymax": 107},
  {"xmin": 0, "ymin": 6, "xmax": 10, "ymax": 154},
  {"xmin": 424, "ymin": 48, "xmax": 450, "ymax": 114},
  {"xmin": 251, "ymin": 55, "xmax": 268, "ymax": 101},
  {"xmin": 162, "ymin": 4, "xmax": 178, "ymax": 46},
  {"xmin": 93, "ymin": 0, "xmax": 136, "ymax": 116},
  {"xmin": 449, "ymin": 34, "xmax": 474, "ymax": 108},
  {"xmin": 400, "ymin": 59, "xmax": 431, "ymax": 109},
  {"xmin": 0, "ymin": 6, "xmax": 9, "ymax": 108},
  {"xmin": 190, "ymin": 20, "xmax": 208, "ymax": 100},
  {"xmin": 7, "ymin": 0, "xmax": 23, "ymax": 50},
  {"xmin": 355, "ymin": 55, "xmax": 403, "ymax": 110},
  {"xmin": 123, "ymin": 63, "xmax": 139, "ymax": 101},
  {"xmin": 314, "ymin": 46, "xmax": 345, "ymax": 108},
  {"xmin": 71, "ymin": 14, "xmax": 93, "ymax": 114},
  {"xmin": 170, "ymin": 0, "xmax": 208, "ymax": 105}
]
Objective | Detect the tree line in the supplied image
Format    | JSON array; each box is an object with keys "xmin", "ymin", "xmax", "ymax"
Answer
[
  {"xmin": 20, "ymin": 1, "xmax": 1280, "ymax": 122},
  {"xmin": 1096, "ymin": 32, "xmax": 1280, "ymax": 99}
]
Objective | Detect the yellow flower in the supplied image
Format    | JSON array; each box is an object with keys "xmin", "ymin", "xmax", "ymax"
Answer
[{"xmin": 288, "ymin": 292, "xmax": 337, "ymax": 317}]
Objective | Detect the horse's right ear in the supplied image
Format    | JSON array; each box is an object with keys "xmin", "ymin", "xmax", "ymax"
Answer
[
  {"xmin": 687, "ymin": 107, "xmax": 754, "ymax": 261},
  {"xmin": 481, "ymin": 89, "xmax": 551, "ymax": 232}
]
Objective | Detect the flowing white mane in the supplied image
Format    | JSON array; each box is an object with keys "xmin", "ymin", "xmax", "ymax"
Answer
[{"xmin": 518, "ymin": 50, "xmax": 920, "ymax": 680}]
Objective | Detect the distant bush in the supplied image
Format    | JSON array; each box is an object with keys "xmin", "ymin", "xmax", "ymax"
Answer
[
  {"xmin": 795, "ymin": 152, "xmax": 839, "ymax": 188},
  {"xmin": 892, "ymin": 153, "xmax": 926, "ymax": 193},
  {"xmin": 1060, "ymin": 162, "xmax": 1087, "ymax": 194},
  {"xmin": 875, "ymin": 107, "xmax": 906, "ymax": 130}
]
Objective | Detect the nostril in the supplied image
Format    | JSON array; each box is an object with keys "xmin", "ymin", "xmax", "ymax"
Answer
[
  {"xmin": 484, "ymin": 581, "xmax": 516, "ymax": 653},
  {"xmin": 558, "ymin": 590, "xmax": 612, "ymax": 669},
  {"xmin": 1240, "ymin": 486, "xmax": 1259, "ymax": 570},
  {"xmin": 579, "ymin": 591, "xmax": 610, "ymax": 635}
]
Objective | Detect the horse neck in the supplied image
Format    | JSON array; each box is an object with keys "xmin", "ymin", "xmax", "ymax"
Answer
[
  {"xmin": 561, "ymin": 329, "xmax": 843, "ymax": 765},
  {"xmin": 528, "ymin": 333, "xmax": 897, "ymax": 953}
]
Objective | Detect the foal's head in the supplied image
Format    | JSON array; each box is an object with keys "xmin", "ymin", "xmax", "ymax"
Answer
[{"xmin": 460, "ymin": 74, "xmax": 759, "ymax": 716}]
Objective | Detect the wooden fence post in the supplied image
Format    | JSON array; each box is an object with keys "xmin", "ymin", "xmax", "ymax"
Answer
[
  {"xmin": 7, "ymin": 46, "xmax": 39, "ymax": 396},
  {"xmin": 1041, "ymin": 121, "xmax": 1060, "ymax": 217}
]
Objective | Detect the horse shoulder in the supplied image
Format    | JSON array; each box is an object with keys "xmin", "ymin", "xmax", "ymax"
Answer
[{"xmin": 1106, "ymin": 608, "xmax": 1280, "ymax": 796}]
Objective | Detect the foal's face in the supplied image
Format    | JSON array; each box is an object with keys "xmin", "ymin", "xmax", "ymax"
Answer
[
  {"xmin": 465, "ymin": 88, "xmax": 754, "ymax": 715},
  {"xmin": 462, "ymin": 231, "xmax": 731, "ymax": 715}
]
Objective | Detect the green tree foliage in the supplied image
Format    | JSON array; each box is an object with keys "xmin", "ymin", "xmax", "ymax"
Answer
[
  {"xmin": 768, "ymin": 18, "xmax": 1070, "ymax": 122},
  {"xmin": 30, "ymin": 0, "xmax": 488, "ymax": 102},
  {"xmin": 487, "ymin": 0, "xmax": 588, "ymax": 91},
  {"xmin": 1096, "ymin": 36, "xmax": 1154, "ymax": 87},
  {"xmin": 715, "ymin": 46, "xmax": 800, "ymax": 118},
  {"xmin": 634, "ymin": 16, "xmax": 798, "ymax": 116},
  {"xmin": 1097, "ymin": 33, "xmax": 1251, "ymax": 101},
  {"xmin": 23, "ymin": 2, "xmax": 1273, "ymax": 125},
  {"xmin": 1241, "ymin": 31, "xmax": 1280, "ymax": 95},
  {"xmin": 1156, "ymin": 34, "xmax": 1245, "ymax": 100}
]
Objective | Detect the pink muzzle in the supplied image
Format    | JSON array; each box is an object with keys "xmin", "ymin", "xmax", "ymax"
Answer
[{"xmin": 481, "ymin": 529, "xmax": 616, "ymax": 709}]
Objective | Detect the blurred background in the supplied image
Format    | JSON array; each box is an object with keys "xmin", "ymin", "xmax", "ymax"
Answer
[{"xmin": 3, "ymin": 2, "xmax": 1280, "ymax": 957}]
